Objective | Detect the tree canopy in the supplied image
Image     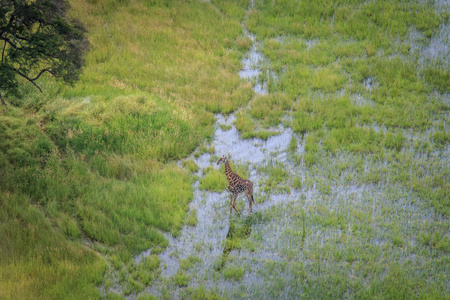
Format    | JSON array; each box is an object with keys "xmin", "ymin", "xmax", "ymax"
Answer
[{"xmin": 0, "ymin": 0, "xmax": 88, "ymax": 105}]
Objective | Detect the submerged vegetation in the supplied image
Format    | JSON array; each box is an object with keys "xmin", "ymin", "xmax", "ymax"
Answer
[
  {"xmin": 239, "ymin": 0, "xmax": 449, "ymax": 216},
  {"xmin": 1, "ymin": 0, "xmax": 449, "ymax": 299}
]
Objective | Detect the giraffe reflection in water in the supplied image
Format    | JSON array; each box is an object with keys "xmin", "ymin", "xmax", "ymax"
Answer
[{"xmin": 216, "ymin": 214, "xmax": 254, "ymax": 271}]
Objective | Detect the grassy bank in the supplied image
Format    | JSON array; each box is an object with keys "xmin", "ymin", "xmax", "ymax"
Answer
[{"xmin": 1, "ymin": 0, "xmax": 251, "ymax": 298}]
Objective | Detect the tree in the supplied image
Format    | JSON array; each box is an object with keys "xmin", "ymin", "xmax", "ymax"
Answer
[{"xmin": 0, "ymin": 0, "xmax": 88, "ymax": 105}]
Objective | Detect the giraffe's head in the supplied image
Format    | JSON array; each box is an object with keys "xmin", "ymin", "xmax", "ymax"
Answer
[{"xmin": 217, "ymin": 155, "xmax": 228, "ymax": 165}]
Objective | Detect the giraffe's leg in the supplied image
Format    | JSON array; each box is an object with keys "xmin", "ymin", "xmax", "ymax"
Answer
[
  {"xmin": 231, "ymin": 194, "xmax": 240, "ymax": 215},
  {"xmin": 245, "ymin": 190, "xmax": 253, "ymax": 213}
]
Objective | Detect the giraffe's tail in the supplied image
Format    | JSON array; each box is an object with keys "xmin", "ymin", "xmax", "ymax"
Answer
[{"xmin": 251, "ymin": 194, "xmax": 255, "ymax": 203}]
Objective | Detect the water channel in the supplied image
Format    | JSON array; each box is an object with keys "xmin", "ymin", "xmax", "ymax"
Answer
[{"xmin": 136, "ymin": 15, "xmax": 302, "ymax": 297}]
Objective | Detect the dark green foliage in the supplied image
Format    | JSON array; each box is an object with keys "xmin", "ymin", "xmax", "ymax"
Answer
[{"xmin": 0, "ymin": 0, "xmax": 88, "ymax": 103}]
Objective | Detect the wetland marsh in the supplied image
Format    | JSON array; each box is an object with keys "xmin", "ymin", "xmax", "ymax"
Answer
[
  {"xmin": 132, "ymin": 1, "xmax": 449, "ymax": 298},
  {"xmin": 0, "ymin": 0, "xmax": 448, "ymax": 299}
]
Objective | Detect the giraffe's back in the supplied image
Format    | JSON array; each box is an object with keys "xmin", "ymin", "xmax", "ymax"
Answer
[{"xmin": 243, "ymin": 179, "xmax": 253, "ymax": 190}]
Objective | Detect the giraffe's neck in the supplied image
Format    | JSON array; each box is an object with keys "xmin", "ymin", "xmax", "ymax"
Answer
[{"xmin": 224, "ymin": 161, "xmax": 236, "ymax": 183}]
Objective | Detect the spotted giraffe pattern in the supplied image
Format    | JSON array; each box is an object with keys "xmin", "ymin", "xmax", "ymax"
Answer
[{"xmin": 217, "ymin": 155, "xmax": 254, "ymax": 214}]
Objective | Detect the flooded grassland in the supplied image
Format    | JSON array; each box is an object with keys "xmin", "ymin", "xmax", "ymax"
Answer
[{"xmin": 111, "ymin": 1, "xmax": 449, "ymax": 299}]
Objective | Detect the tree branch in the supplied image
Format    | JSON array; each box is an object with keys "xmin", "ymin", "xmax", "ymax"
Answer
[
  {"xmin": 29, "ymin": 68, "xmax": 55, "ymax": 81},
  {"xmin": 1, "ymin": 36, "xmax": 62, "ymax": 61},
  {"xmin": 11, "ymin": 34, "xmax": 30, "ymax": 42},
  {"xmin": 1, "ymin": 0, "xmax": 88, "ymax": 101},
  {"xmin": 0, "ymin": 93, "xmax": 6, "ymax": 106},
  {"xmin": 0, "ymin": 10, "xmax": 16, "ymax": 41},
  {"xmin": 1, "ymin": 36, "xmax": 22, "ymax": 50},
  {"xmin": 14, "ymin": 69, "xmax": 43, "ymax": 92},
  {"xmin": 1, "ymin": 40, "xmax": 6, "ymax": 62},
  {"xmin": 13, "ymin": 26, "xmax": 24, "ymax": 49}
]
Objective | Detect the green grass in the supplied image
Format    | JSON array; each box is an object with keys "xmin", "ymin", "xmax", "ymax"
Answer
[
  {"xmin": 0, "ymin": 192, "xmax": 105, "ymax": 299},
  {"xmin": 216, "ymin": 215, "xmax": 254, "ymax": 272},
  {"xmin": 78, "ymin": 164, "xmax": 193, "ymax": 248},
  {"xmin": 247, "ymin": 0, "xmax": 441, "ymax": 41},
  {"xmin": 199, "ymin": 167, "xmax": 229, "ymax": 192},
  {"xmin": 248, "ymin": 94, "xmax": 291, "ymax": 127},
  {"xmin": 223, "ymin": 266, "xmax": 245, "ymax": 281},
  {"xmin": 126, "ymin": 255, "xmax": 160, "ymax": 294},
  {"xmin": 0, "ymin": 0, "xmax": 252, "ymax": 298},
  {"xmin": 257, "ymin": 160, "xmax": 291, "ymax": 193},
  {"xmin": 186, "ymin": 209, "xmax": 198, "ymax": 227},
  {"xmin": 1, "ymin": 0, "xmax": 449, "ymax": 298},
  {"xmin": 180, "ymin": 286, "xmax": 225, "ymax": 300},
  {"xmin": 422, "ymin": 64, "xmax": 450, "ymax": 94},
  {"xmin": 245, "ymin": 195, "xmax": 450, "ymax": 299},
  {"xmin": 234, "ymin": 110, "xmax": 278, "ymax": 140}
]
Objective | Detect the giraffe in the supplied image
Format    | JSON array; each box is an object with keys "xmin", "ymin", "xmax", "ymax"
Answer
[{"xmin": 217, "ymin": 155, "xmax": 254, "ymax": 214}]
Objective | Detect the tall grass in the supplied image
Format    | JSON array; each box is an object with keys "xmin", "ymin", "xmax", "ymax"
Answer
[
  {"xmin": 199, "ymin": 167, "xmax": 229, "ymax": 192},
  {"xmin": 0, "ymin": 192, "xmax": 105, "ymax": 300},
  {"xmin": 247, "ymin": 0, "xmax": 441, "ymax": 42},
  {"xmin": 1, "ymin": 0, "xmax": 252, "ymax": 298},
  {"xmin": 68, "ymin": 0, "xmax": 251, "ymax": 113}
]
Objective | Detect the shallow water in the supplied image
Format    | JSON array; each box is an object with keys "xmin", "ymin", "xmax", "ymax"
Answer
[
  {"xmin": 141, "ymin": 31, "xmax": 297, "ymax": 297},
  {"xmin": 418, "ymin": 23, "xmax": 449, "ymax": 67},
  {"xmin": 239, "ymin": 29, "xmax": 268, "ymax": 95},
  {"xmin": 213, "ymin": 114, "xmax": 293, "ymax": 166}
]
